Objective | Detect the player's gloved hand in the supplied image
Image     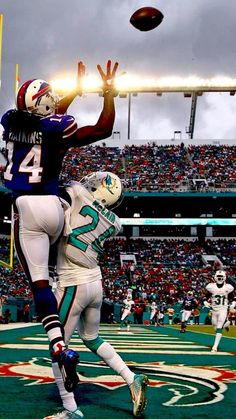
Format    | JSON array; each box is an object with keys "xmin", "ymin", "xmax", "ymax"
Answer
[
  {"xmin": 204, "ymin": 301, "xmax": 211, "ymax": 309},
  {"xmin": 97, "ymin": 60, "xmax": 119, "ymax": 97}
]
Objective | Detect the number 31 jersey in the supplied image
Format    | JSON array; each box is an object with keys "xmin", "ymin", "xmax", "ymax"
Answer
[
  {"xmin": 206, "ymin": 282, "xmax": 234, "ymax": 311},
  {"xmin": 56, "ymin": 183, "xmax": 121, "ymax": 286}
]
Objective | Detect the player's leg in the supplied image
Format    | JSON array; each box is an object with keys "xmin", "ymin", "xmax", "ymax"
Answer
[
  {"xmin": 48, "ymin": 285, "xmax": 82, "ymax": 417},
  {"xmin": 14, "ymin": 196, "xmax": 79, "ymax": 391},
  {"xmin": 211, "ymin": 309, "xmax": 227, "ymax": 353},
  {"xmin": 211, "ymin": 311, "xmax": 222, "ymax": 352},
  {"xmin": 150, "ymin": 311, "xmax": 155, "ymax": 325},
  {"xmin": 120, "ymin": 309, "xmax": 129, "ymax": 328},
  {"xmin": 180, "ymin": 311, "xmax": 187, "ymax": 332},
  {"xmin": 79, "ymin": 281, "xmax": 148, "ymax": 417},
  {"xmin": 185, "ymin": 310, "xmax": 192, "ymax": 329},
  {"xmin": 14, "ymin": 195, "xmax": 67, "ymax": 350}
]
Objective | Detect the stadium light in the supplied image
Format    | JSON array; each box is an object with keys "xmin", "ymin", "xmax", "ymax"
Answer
[
  {"xmin": 51, "ymin": 74, "xmax": 236, "ymax": 94},
  {"xmin": 50, "ymin": 72, "xmax": 236, "ymax": 140}
]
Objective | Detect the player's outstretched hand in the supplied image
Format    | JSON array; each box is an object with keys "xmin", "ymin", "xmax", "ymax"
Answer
[
  {"xmin": 97, "ymin": 60, "xmax": 119, "ymax": 97},
  {"xmin": 76, "ymin": 61, "xmax": 86, "ymax": 96},
  {"xmin": 56, "ymin": 60, "xmax": 86, "ymax": 114}
]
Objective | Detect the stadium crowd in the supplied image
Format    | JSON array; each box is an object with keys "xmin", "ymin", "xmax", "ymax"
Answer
[
  {"xmin": 0, "ymin": 237, "xmax": 235, "ymax": 307},
  {"xmin": 59, "ymin": 143, "xmax": 236, "ymax": 191}
]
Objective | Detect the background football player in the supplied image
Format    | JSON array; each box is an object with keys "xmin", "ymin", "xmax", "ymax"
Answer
[
  {"xmin": 1, "ymin": 60, "xmax": 119, "ymax": 392},
  {"xmin": 180, "ymin": 290, "xmax": 197, "ymax": 333},
  {"xmin": 149, "ymin": 301, "xmax": 159, "ymax": 326},
  {"xmin": 119, "ymin": 292, "xmax": 135, "ymax": 330},
  {"xmin": 204, "ymin": 270, "xmax": 235, "ymax": 353},
  {"xmin": 44, "ymin": 172, "xmax": 148, "ymax": 419},
  {"xmin": 166, "ymin": 305, "xmax": 175, "ymax": 325}
]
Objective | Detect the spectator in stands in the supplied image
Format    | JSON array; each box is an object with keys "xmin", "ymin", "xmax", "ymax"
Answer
[
  {"xmin": 166, "ymin": 305, "xmax": 175, "ymax": 325},
  {"xmin": 133, "ymin": 303, "xmax": 144, "ymax": 325},
  {"xmin": 3, "ymin": 308, "xmax": 11, "ymax": 324},
  {"xmin": 192, "ymin": 306, "xmax": 200, "ymax": 325}
]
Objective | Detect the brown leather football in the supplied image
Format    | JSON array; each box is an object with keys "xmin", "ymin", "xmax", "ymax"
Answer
[{"xmin": 130, "ymin": 7, "xmax": 164, "ymax": 32}]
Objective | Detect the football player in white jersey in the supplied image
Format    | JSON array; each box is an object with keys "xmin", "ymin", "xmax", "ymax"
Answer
[
  {"xmin": 204, "ymin": 270, "xmax": 235, "ymax": 353},
  {"xmin": 44, "ymin": 172, "xmax": 148, "ymax": 419},
  {"xmin": 149, "ymin": 301, "xmax": 158, "ymax": 326},
  {"xmin": 119, "ymin": 293, "xmax": 135, "ymax": 330}
]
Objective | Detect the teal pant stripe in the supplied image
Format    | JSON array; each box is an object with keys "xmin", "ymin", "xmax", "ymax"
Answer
[
  {"xmin": 58, "ymin": 286, "xmax": 77, "ymax": 325},
  {"xmin": 83, "ymin": 336, "xmax": 104, "ymax": 353}
]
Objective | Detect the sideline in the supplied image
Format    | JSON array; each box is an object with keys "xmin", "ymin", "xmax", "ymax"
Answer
[{"xmin": 0, "ymin": 322, "xmax": 40, "ymax": 331}]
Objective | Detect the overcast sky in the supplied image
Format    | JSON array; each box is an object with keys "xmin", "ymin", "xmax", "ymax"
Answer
[{"xmin": 1, "ymin": 0, "xmax": 236, "ymax": 142}]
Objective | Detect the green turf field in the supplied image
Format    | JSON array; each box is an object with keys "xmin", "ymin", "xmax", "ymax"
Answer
[
  {"xmin": 0, "ymin": 323, "xmax": 235, "ymax": 419},
  {"xmin": 166, "ymin": 323, "xmax": 236, "ymax": 337}
]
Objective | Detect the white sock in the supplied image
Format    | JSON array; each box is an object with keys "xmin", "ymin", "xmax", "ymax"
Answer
[
  {"xmin": 52, "ymin": 362, "xmax": 77, "ymax": 412},
  {"xmin": 213, "ymin": 332, "xmax": 222, "ymax": 350},
  {"xmin": 97, "ymin": 341, "xmax": 135, "ymax": 385}
]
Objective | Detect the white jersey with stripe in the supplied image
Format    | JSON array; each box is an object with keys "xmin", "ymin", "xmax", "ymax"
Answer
[
  {"xmin": 57, "ymin": 183, "xmax": 121, "ymax": 287},
  {"xmin": 123, "ymin": 299, "xmax": 134, "ymax": 311},
  {"xmin": 206, "ymin": 282, "xmax": 234, "ymax": 311}
]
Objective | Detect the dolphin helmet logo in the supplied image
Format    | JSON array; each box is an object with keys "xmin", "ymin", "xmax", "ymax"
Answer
[{"xmin": 0, "ymin": 359, "xmax": 235, "ymax": 407}]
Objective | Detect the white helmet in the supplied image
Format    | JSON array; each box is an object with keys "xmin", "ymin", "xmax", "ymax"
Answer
[
  {"xmin": 214, "ymin": 270, "xmax": 226, "ymax": 284},
  {"xmin": 80, "ymin": 171, "xmax": 123, "ymax": 209},
  {"xmin": 16, "ymin": 79, "xmax": 57, "ymax": 116}
]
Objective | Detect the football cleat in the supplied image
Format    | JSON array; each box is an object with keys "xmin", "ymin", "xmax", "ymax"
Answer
[
  {"xmin": 129, "ymin": 374, "xmax": 149, "ymax": 417},
  {"xmin": 223, "ymin": 320, "xmax": 230, "ymax": 332},
  {"xmin": 55, "ymin": 348, "xmax": 79, "ymax": 392},
  {"xmin": 44, "ymin": 408, "xmax": 84, "ymax": 419}
]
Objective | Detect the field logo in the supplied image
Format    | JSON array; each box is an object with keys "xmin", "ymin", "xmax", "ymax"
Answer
[{"xmin": 0, "ymin": 358, "xmax": 236, "ymax": 407}]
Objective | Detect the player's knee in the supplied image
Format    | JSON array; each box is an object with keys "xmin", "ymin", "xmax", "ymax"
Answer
[{"xmin": 82, "ymin": 336, "xmax": 104, "ymax": 353}]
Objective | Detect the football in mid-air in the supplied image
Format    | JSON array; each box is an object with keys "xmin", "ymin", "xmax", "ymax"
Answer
[{"xmin": 130, "ymin": 7, "xmax": 164, "ymax": 32}]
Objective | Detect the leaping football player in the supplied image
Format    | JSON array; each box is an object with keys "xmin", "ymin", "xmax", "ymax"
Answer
[
  {"xmin": 43, "ymin": 172, "xmax": 148, "ymax": 419},
  {"xmin": 1, "ymin": 60, "xmax": 119, "ymax": 392}
]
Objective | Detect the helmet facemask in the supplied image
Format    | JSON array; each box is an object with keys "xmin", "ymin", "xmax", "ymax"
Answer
[{"xmin": 214, "ymin": 270, "xmax": 226, "ymax": 285}]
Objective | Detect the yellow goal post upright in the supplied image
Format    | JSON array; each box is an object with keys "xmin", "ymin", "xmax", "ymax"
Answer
[
  {"xmin": 0, "ymin": 205, "xmax": 14, "ymax": 270},
  {"xmin": 0, "ymin": 15, "xmax": 13, "ymax": 270},
  {"xmin": 0, "ymin": 14, "xmax": 2, "ymax": 89}
]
